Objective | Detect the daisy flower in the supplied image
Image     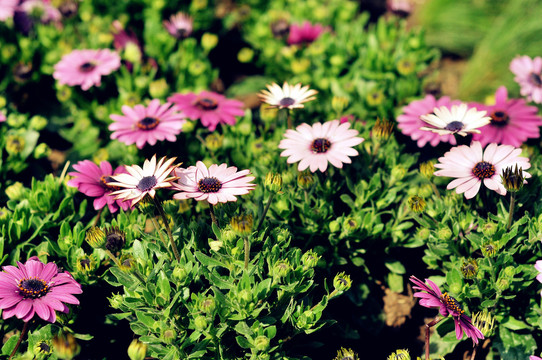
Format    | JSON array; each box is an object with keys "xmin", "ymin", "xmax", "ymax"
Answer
[
  {"xmin": 163, "ymin": 12, "xmax": 193, "ymax": 39},
  {"xmin": 410, "ymin": 276, "xmax": 484, "ymax": 345},
  {"xmin": 172, "ymin": 161, "xmax": 256, "ymax": 205},
  {"xmin": 168, "ymin": 91, "xmax": 244, "ymax": 131},
  {"xmin": 471, "ymin": 86, "xmax": 542, "ymax": 147},
  {"xmin": 53, "ymin": 49, "xmax": 121, "ymax": 91},
  {"xmin": 67, "ymin": 160, "xmax": 131, "ymax": 213},
  {"xmin": 510, "ymin": 55, "xmax": 542, "ymax": 103},
  {"xmin": 535, "ymin": 260, "xmax": 542, "ymax": 297},
  {"xmin": 259, "ymin": 82, "xmax": 318, "ymax": 110},
  {"xmin": 0, "ymin": 257, "xmax": 82, "ymax": 323},
  {"xmin": 19, "ymin": 0, "xmax": 62, "ymax": 24},
  {"xmin": 531, "ymin": 356, "xmax": 542, "ymax": 360},
  {"xmin": 278, "ymin": 120, "xmax": 364, "ymax": 173},
  {"xmin": 109, "ymin": 99, "xmax": 187, "ymax": 149},
  {"xmin": 108, "ymin": 155, "xmax": 179, "ymax": 206},
  {"xmin": 0, "ymin": 0, "xmax": 18, "ymax": 21},
  {"xmin": 0, "ymin": 112, "xmax": 5, "ymax": 123},
  {"xmin": 433, "ymin": 141, "xmax": 531, "ymax": 199},
  {"xmin": 419, "ymin": 103, "xmax": 491, "ymax": 136},
  {"xmin": 287, "ymin": 21, "xmax": 325, "ymax": 45}
]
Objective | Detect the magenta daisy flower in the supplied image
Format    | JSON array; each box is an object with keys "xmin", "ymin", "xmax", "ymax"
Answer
[
  {"xmin": 109, "ymin": 99, "xmax": 187, "ymax": 149},
  {"xmin": 53, "ymin": 49, "xmax": 121, "ymax": 91},
  {"xmin": 172, "ymin": 161, "xmax": 256, "ymax": 205},
  {"xmin": 163, "ymin": 12, "xmax": 193, "ymax": 39},
  {"xmin": 0, "ymin": 112, "xmax": 5, "ymax": 123},
  {"xmin": 531, "ymin": 356, "xmax": 542, "ymax": 360},
  {"xmin": 510, "ymin": 55, "xmax": 542, "ymax": 103},
  {"xmin": 168, "ymin": 91, "xmax": 244, "ymax": 131},
  {"xmin": 287, "ymin": 21, "xmax": 325, "ymax": 45},
  {"xmin": 19, "ymin": 0, "xmax": 62, "ymax": 23},
  {"xmin": 67, "ymin": 160, "xmax": 131, "ymax": 213},
  {"xmin": 0, "ymin": 257, "xmax": 82, "ymax": 323},
  {"xmin": 397, "ymin": 95, "xmax": 461, "ymax": 147},
  {"xmin": 433, "ymin": 141, "xmax": 531, "ymax": 199},
  {"xmin": 278, "ymin": 120, "xmax": 364, "ymax": 173},
  {"xmin": 535, "ymin": 260, "xmax": 542, "ymax": 297},
  {"xmin": 471, "ymin": 86, "xmax": 542, "ymax": 147},
  {"xmin": 0, "ymin": 0, "xmax": 18, "ymax": 21},
  {"xmin": 410, "ymin": 276, "xmax": 484, "ymax": 345}
]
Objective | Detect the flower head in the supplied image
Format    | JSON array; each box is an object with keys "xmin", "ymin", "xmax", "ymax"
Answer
[
  {"xmin": 433, "ymin": 141, "xmax": 531, "ymax": 199},
  {"xmin": 420, "ymin": 103, "xmax": 490, "ymax": 136},
  {"xmin": 109, "ymin": 99, "xmax": 187, "ymax": 149},
  {"xmin": 397, "ymin": 95, "xmax": 461, "ymax": 147},
  {"xmin": 53, "ymin": 49, "xmax": 121, "ymax": 91},
  {"xmin": 287, "ymin": 21, "xmax": 325, "ymax": 45},
  {"xmin": 0, "ymin": 0, "xmax": 18, "ymax": 21},
  {"xmin": 510, "ymin": 55, "xmax": 542, "ymax": 103},
  {"xmin": 278, "ymin": 120, "xmax": 364, "ymax": 173},
  {"xmin": 67, "ymin": 160, "xmax": 131, "ymax": 213},
  {"xmin": 172, "ymin": 161, "xmax": 255, "ymax": 205},
  {"xmin": 410, "ymin": 276, "xmax": 484, "ymax": 344},
  {"xmin": 0, "ymin": 258, "xmax": 82, "ymax": 323},
  {"xmin": 163, "ymin": 12, "xmax": 193, "ymax": 39},
  {"xmin": 259, "ymin": 82, "xmax": 317, "ymax": 110},
  {"xmin": 108, "ymin": 155, "xmax": 179, "ymax": 206},
  {"xmin": 471, "ymin": 86, "xmax": 542, "ymax": 147},
  {"xmin": 168, "ymin": 91, "xmax": 244, "ymax": 131},
  {"xmin": 19, "ymin": 0, "xmax": 61, "ymax": 24}
]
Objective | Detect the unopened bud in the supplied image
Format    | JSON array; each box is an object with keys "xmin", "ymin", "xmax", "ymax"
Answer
[
  {"xmin": 127, "ymin": 339, "xmax": 147, "ymax": 360},
  {"xmin": 265, "ymin": 172, "xmax": 283, "ymax": 192},
  {"xmin": 408, "ymin": 195, "xmax": 426, "ymax": 213},
  {"xmin": 254, "ymin": 335, "xmax": 270, "ymax": 352},
  {"xmin": 86, "ymin": 227, "xmax": 106, "ymax": 249},
  {"xmin": 333, "ymin": 272, "xmax": 352, "ymax": 292},
  {"xmin": 230, "ymin": 214, "xmax": 254, "ymax": 236},
  {"xmin": 460, "ymin": 259, "xmax": 478, "ymax": 279},
  {"xmin": 373, "ymin": 118, "xmax": 394, "ymax": 140},
  {"xmin": 52, "ymin": 333, "xmax": 80, "ymax": 360}
]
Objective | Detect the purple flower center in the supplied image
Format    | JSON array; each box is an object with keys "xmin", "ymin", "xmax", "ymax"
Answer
[
  {"xmin": 444, "ymin": 121, "xmax": 464, "ymax": 132},
  {"xmin": 137, "ymin": 176, "xmax": 157, "ymax": 191},
  {"xmin": 198, "ymin": 177, "xmax": 222, "ymax": 193},
  {"xmin": 311, "ymin": 138, "xmax": 331, "ymax": 153},
  {"xmin": 137, "ymin": 117, "xmax": 160, "ymax": 130},
  {"xmin": 100, "ymin": 175, "xmax": 121, "ymax": 191},
  {"xmin": 529, "ymin": 72, "xmax": 542, "ymax": 87},
  {"xmin": 18, "ymin": 277, "xmax": 49, "ymax": 299},
  {"xmin": 79, "ymin": 62, "xmax": 96, "ymax": 73},
  {"xmin": 196, "ymin": 97, "xmax": 218, "ymax": 111},
  {"xmin": 440, "ymin": 292, "xmax": 464, "ymax": 315},
  {"xmin": 490, "ymin": 110, "xmax": 509, "ymax": 127},
  {"xmin": 472, "ymin": 161, "xmax": 495, "ymax": 180},
  {"xmin": 279, "ymin": 97, "xmax": 296, "ymax": 107}
]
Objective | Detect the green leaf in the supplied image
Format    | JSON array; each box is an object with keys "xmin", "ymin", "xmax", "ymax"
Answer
[
  {"xmin": 195, "ymin": 251, "xmax": 228, "ymax": 269},
  {"xmin": 235, "ymin": 336, "xmax": 252, "ymax": 349},
  {"xmin": 387, "ymin": 272, "xmax": 404, "ymax": 293},
  {"xmin": 136, "ymin": 311, "xmax": 156, "ymax": 328},
  {"xmin": 234, "ymin": 322, "xmax": 253, "ymax": 337},
  {"xmin": 385, "ymin": 260, "xmax": 406, "ymax": 274},
  {"xmin": 1, "ymin": 334, "xmax": 18, "ymax": 355},
  {"xmin": 501, "ymin": 316, "xmax": 531, "ymax": 330}
]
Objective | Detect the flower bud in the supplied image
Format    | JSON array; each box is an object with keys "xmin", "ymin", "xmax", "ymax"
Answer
[
  {"xmin": 172, "ymin": 266, "xmax": 188, "ymax": 282},
  {"xmin": 301, "ymin": 250, "xmax": 320, "ymax": 269},
  {"xmin": 460, "ymin": 259, "xmax": 478, "ymax": 279},
  {"xmin": 160, "ymin": 328, "xmax": 176, "ymax": 344},
  {"xmin": 149, "ymin": 78, "xmax": 169, "ymax": 98},
  {"xmin": 259, "ymin": 104, "xmax": 278, "ymax": 123},
  {"xmin": 387, "ymin": 349, "xmax": 410, "ymax": 360},
  {"xmin": 105, "ymin": 227, "xmax": 126, "ymax": 253},
  {"xmin": 481, "ymin": 221, "xmax": 498, "ymax": 237},
  {"xmin": 373, "ymin": 118, "xmax": 394, "ymax": 140},
  {"xmin": 329, "ymin": 220, "xmax": 341, "ymax": 233},
  {"xmin": 264, "ymin": 172, "xmax": 283, "ymax": 193},
  {"xmin": 297, "ymin": 171, "xmax": 315, "ymax": 188},
  {"xmin": 118, "ymin": 254, "xmax": 135, "ymax": 273},
  {"xmin": 408, "ymin": 195, "xmax": 426, "ymax": 213},
  {"xmin": 390, "ymin": 166, "xmax": 407, "ymax": 184},
  {"xmin": 331, "ymin": 96, "xmax": 349, "ymax": 114},
  {"xmin": 199, "ymin": 297, "xmax": 216, "ymax": 313},
  {"xmin": 205, "ymin": 133, "xmax": 224, "ymax": 152},
  {"xmin": 5, "ymin": 182, "xmax": 25, "ymax": 201},
  {"xmin": 437, "ymin": 227, "xmax": 452, "ymax": 241},
  {"xmin": 194, "ymin": 315, "xmax": 208, "ymax": 331},
  {"xmin": 76, "ymin": 254, "xmax": 96, "ymax": 275},
  {"xmin": 481, "ymin": 242, "xmax": 498, "ymax": 258},
  {"xmin": 0, "ymin": 207, "xmax": 10, "ymax": 223},
  {"xmin": 52, "ymin": 333, "xmax": 80, "ymax": 360},
  {"xmin": 127, "ymin": 339, "xmax": 147, "ymax": 360},
  {"xmin": 496, "ymin": 278, "xmax": 510, "ymax": 291},
  {"xmin": 221, "ymin": 226, "xmax": 238, "ymax": 243},
  {"xmin": 291, "ymin": 59, "xmax": 310, "ymax": 74},
  {"xmin": 182, "ymin": 120, "xmax": 196, "ymax": 132},
  {"xmin": 254, "ymin": 335, "xmax": 270, "ymax": 352},
  {"xmin": 366, "ymin": 89, "xmax": 384, "ymax": 106},
  {"xmin": 501, "ymin": 164, "xmax": 525, "ymax": 192},
  {"xmin": 237, "ymin": 47, "xmax": 254, "ymax": 63},
  {"xmin": 333, "ymin": 272, "xmax": 352, "ymax": 292},
  {"xmin": 238, "ymin": 289, "xmax": 251, "ymax": 303},
  {"xmin": 34, "ymin": 143, "xmax": 51, "ymax": 158},
  {"xmin": 276, "ymin": 228, "xmax": 291, "ymax": 243},
  {"xmin": 335, "ymin": 347, "xmax": 359, "ymax": 360},
  {"xmin": 230, "ymin": 214, "xmax": 254, "ymax": 236},
  {"xmin": 209, "ymin": 240, "xmax": 223, "ymax": 252},
  {"xmin": 108, "ymin": 293, "xmax": 123, "ymax": 309},
  {"xmin": 29, "ymin": 115, "xmax": 47, "ymax": 131},
  {"xmin": 5, "ymin": 134, "xmax": 25, "ymax": 155},
  {"xmin": 419, "ymin": 160, "xmax": 435, "ymax": 178},
  {"xmin": 86, "ymin": 227, "xmax": 106, "ymax": 249},
  {"xmin": 123, "ymin": 42, "xmax": 142, "ymax": 64},
  {"xmin": 188, "ymin": 60, "xmax": 206, "ymax": 76},
  {"xmin": 471, "ymin": 309, "xmax": 495, "ymax": 337},
  {"xmin": 503, "ymin": 266, "xmax": 515, "ymax": 278},
  {"xmin": 201, "ymin": 33, "xmax": 218, "ymax": 51},
  {"xmin": 397, "ymin": 58, "xmax": 415, "ymax": 76},
  {"xmin": 34, "ymin": 340, "xmax": 52, "ymax": 356},
  {"xmin": 272, "ymin": 260, "xmax": 290, "ymax": 278}
]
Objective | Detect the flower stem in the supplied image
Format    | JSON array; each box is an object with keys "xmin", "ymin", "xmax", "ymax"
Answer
[
  {"xmin": 92, "ymin": 207, "xmax": 104, "ymax": 227},
  {"xmin": 152, "ymin": 197, "xmax": 180, "ymax": 262},
  {"xmin": 425, "ymin": 316, "xmax": 442, "ymax": 360},
  {"xmin": 150, "ymin": 216, "xmax": 168, "ymax": 247},
  {"xmin": 209, "ymin": 204, "xmax": 218, "ymax": 228},
  {"xmin": 256, "ymin": 192, "xmax": 275, "ymax": 232},
  {"xmin": 9, "ymin": 321, "xmax": 29, "ymax": 360},
  {"xmin": 244, "ymin": 237, "xmax": 250, "ymax": 269},
  {"xmin": 106, "ymin": 250, "xmax": 146, "ymax": 284},
  {"xmin": 507, "ymin": 192, "xmax": 516, "ymax": 231},
  {"xmin": 430, "ymin": 182, "xmax": 442, "ymax": 200},
  {"xmin": 286, "ymin": 108, "xmax": 293, "ymax": 129}
]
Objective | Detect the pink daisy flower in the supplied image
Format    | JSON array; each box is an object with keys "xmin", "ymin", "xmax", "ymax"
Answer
[
  {"xmin": 531, "ymin": 356, "xmax": 542, "ymax": 360},
  {"xmin": 0, "ymin": 0, "xmax": 18, "ymax": 21},
  {"xmin": 109, "ymin": 99, "xmax": 187, "ymax": 149},
  {"xmin": 168, "ymin": 91, "xmax": 245, "ymax": 131},
  {"xmin": 163, "ymin": 12, "xmax": 193, "ymax": 39},
  {"xmin": 0, "ymin": 112, "xmax": 5, "ymax": 123},
  {"xmin": 287, "ymin": 21, "xmax": 325, "ymax": 45},
  {"xmin": 433, "ymin": 141, "xmax": 531, "ymax": 199},
  {"xmin": 19, "ymin": 0, "xmax": 61, "ymax": 24},
  {"xmin": 67, "ymin": 160, "xmax": 131, "ymax": 213},
  {"xmin": 471, "ymin": 86, "xmax": 542, "ymax": 147},
  {"xmin": 53, "ymin": 49, "xmax": 121, "ymax": 91},
  {"xmin": 419, "ymin": 103, "xmax": 490, "ymax": 137},
  {"xmin": 397, "ymin": 95, "xmax": 461, "ymax": 147},
  {"xmin": 172, "ymin": 161, "xmax": 256, "ymax": 205},
  {"xmin": 510, "ymin": 55, "xmax": 542, "ymax": 103},
  {"xmin": 0, "ymin": 257, "xmax": 82, "ymax": 323},
  {"xmin": 535, "ymin": 260, "xmax": 542, "ymax": 297},
  {"xmin": 410, "ymin": 276, "xmax": 484, "ymax": 345},
  {"xmin": 278, "ymin": 120, "xmax": 364, "ymax": 173}
]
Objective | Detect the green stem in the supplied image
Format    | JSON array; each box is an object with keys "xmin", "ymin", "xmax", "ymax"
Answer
[
  {"xmin": 106, "ymin": 250, "xmax": 146, "ymax": 284},
  {"xmin": 9, "ymin": 321, "xmax": 29, "ymax": 360},
  {"xmin": 430, "ymin": 182, "xmax": 442, "ymax": 200},
  {"xmin": 152, "ymin": 197, "xmax": 181, "ymax": 262},
  {"xmin": 256, "ymin": 192, "xmax": 275, "ymax": 232},
  {"xmin": 150, "ymin": 216, "xmax": 168, "ymax": 248},
  {"xmin": 244, "ymin": 237, "xmax": 250, "ymax": 270},
  {"xmin": 286, "ymin": 108, "xmax": 292, "ymax": 129},
  {"xmin": 507, "ymin": 192, "xmax": 516, "ymax": 231},
  {"xmin": 209, "ymin": 204, "xmax": 218, "ymax": 228}
]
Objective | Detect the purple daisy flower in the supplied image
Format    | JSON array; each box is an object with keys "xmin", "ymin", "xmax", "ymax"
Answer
[
  {"xmin": 168, "ymin": 90, "xmax": 245, "ymax": 131},
  {"xmin": 510, "ymin": 55, "xmax": 542, "ymax": 103},
  {"xmin": 109, "ymin": 99, "xmax": 187, "ymax": 149},
  {"xmin": 67, "ymin": 160, "xmax": 131, "ymax": 213},
  {"xmin": 410, "ymin": 276, "xmax": 484, "ymax": 345},
  {"xmin": 0, "ymin": 0, "xmax": 18, "ymax": 21},
  {"xmin": 163, "ymin": 12, "xmax": 193, "ymax": 39},
  {"xmin": 287, "ymin": 21, "xmax": 325, "ymax": 45},
  {"xmin": 0, "ymin": 257, "xmax": 82, "ymax": 323}
]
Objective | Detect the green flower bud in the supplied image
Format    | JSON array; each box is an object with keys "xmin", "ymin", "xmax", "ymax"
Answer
[
  {"xmin": 29, "ymin": 115, "xmax": 48, "ymax": 131},
  {"xmin": 127, "ymin": 339, "xmax": 147, "ymax": 360},
  {"xmin": 387, "ymin": 349, "xmax": 410, "ymax": 360},
  {"xmin": 503, "ymin": 266, "xmax": 515, "ymax": 278},
  {"xmin": 56, "ymin": 86, "xmax": 72, "ymax": 102},
  {"xmin": 188, "ymin": 60, "xmax": 206, "ymax": 76},
  {"xmin": 76, "ymin": 254, "xmax": 96, "ymax": 275},
  {"xmin": 123, "ymin": 42, "xmax": 142, "ymax": 63},
  {"xmin": 52, "ymin": 333, "xmax": 80, "ymax": 360},
  {"xmin": 230, "ymin": 214, "xmax": 254, "ymax": 236},
  {"xmin": 471, "ymin": 309, "xmax": 495, "ymax": 337},
  {"xmin": 86, "ymin": 227, "xmax": 106, "ymax": 249},
  {"xmin": 5, "ymin": 182, "xmax": 25, "ymax": 201},
  {"xmin": 301, "ymin": 250, "xmax": 320, "ymax": 269},
  {"xmin": 118, "ymin": 254, "xmax": 135, "ymax": 273},
  {"xmin": 199, "ymin": 297, "xmax": 216, "ymax": 313},
  {"xmin": 5, "ymin": 134, "xmax": 25, "ymax": 155},
  {"xmin": 201, "ymin": 33, "xmax": 218, "ymax": 51},
  {"xmin": 276, "ymin": 228, "xmax": 291, "ymax": 243},
  {"xmin": 437, "ymin": 227, "xmax": 452, "ymax": 241},
  {"xmin": 460, "ymin": 259, "xmax": 478, "ymax": 279},
  {"xmin": 416, "ymin": 227, "xmax": 430, "ymax": 241},
  {"xmin": 237, "ymin": 47, "xmax": 254, "ymax": 63},
  {"xmin": 366, "ymin": 90, "xmax": 384, "ymax": 107},
  {"xmin": 265, "ymin": 172, "xmax": 283, "ymax": 192},
  {"xmin": 501, "ymin": 164, "xmax": 525, "ymax": 193},
  {"xmin": 194, "ymin": 315, "xmax": 208, "ymax": 331},
  {"xmin": 297, "ymin": 170, "xmax": 315, "ymax": 188},
  {"xmin": 333, "ymin": 272, "xmax": 352, "ymax": 292},
  {"xmin": 160, "ymin": 328, "xmax": 176, "ymax": 344},
  {"xmin": 419, "ymin": 184, "xmax": 432, "ymax": 198},
  {"xmin": 291, "ymin": 59, "xmax": 311, "ymax": 74},
  {"xmin": 331, "ymin": 96, "xmax": 349, "ymax": 114},
  {"xmin": 419, "ymin": 161, "xmax": 435, "ymax": 179},
  {"xmin": 397, "ymin": 58, "xmax": 416, "ymax": 76},
  {"xmin": 182, "ymin": 120, "xmax": 196, "ymax": 132},
  {"xmin": 272, "ymin": 260, "xmax": 290, "ymax": 278},
  {"xmin": 205, "ymin": 133, "xmax": 224, "ymax": 151},
  {"xmin": 481, "ymin": 221, "xmax": 498, "ymax": 237},
  {"xmin": 172, "ymin": 266, "xmax": 188, "ymax": 282},
  {"xmin": 108, "ymin": 293, "xmax": 123, "ymax": 309},
  {"xmin": 496, "ymin": 278, "xmax": 510, "ymax": 291},
  {"xmin": 34, "ymin": 340, "xmax": 52, "ymax": 356},
  {"xmin": 191, "ymin": 0, "xmax": 208, "ymax": 10},
  {"xmin": 34, "ymin": 143, "xmax": 51, "ymax": 158},
  {"xmin": 254, "ymin": 335, "xmax": 270, "ymax": 352},
  {"xmin": 408, "ymin": 195, "xmax": 426, "ymax": 213},
  {"xmin": 221, "ymin": 226, "xmax": 238, "ymax": 244},
  {"xmin": 259, "ymin": 104, "xmax": 278, "ymax": 123},
  {"xmin": 335, "ymin": 347, "xmax": 359, "ymax": 360},
  {"xmin": 390, "ymin": 166, "xmax": 407, "ymax": 184},
  {"xmin": 149, "ymin": 78, "xmax": 169, "ymax": 99},
  {"xmin": 373, "ymin": 118, "xmax": 394, "ymax": 140},
  {"xmin": 481, "ymin": 242, "xmax": 498, "ymax": 258},
  {"xmin": 329, "ymin": 220, "xmax": 341, "ymax": 233}
]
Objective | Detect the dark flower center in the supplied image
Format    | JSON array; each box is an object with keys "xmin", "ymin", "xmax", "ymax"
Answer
[
  {"xmin": 137, "ymin": 117, "xmax": 160, "ymax": 130},
  {"xmin": 18, "ymin": 277, "xmax": 49, "ymax": 299},
  {"xmin": 444, "ymin": 121, "xmax": 464, "ymax": 132},
  {"xmin": 79, "ymin": 62, "xmax": 96, "ymax": 73},
  {"xmin": 472, "ymin": 161, "xmax": 495, "ymax": 179},
  {"xmin": 37, "ymin": 341, "xmax": 51, "ymax": 353},
  {"xmin": 198, "ymin": 177, "xmax": 222, "ymax": 193},
  {"xmin": 100, "ymin": 175, "xmax": 121, "ymax": 191},
  {"xmin": 440, "ymin": 292, "xmax": 464, "ymax": 315},
  {"xmin": 490, "ymin": 111, "xmax": 509, "ymax": 127},
  {"xmin": 79, "ymin": 258, "xmax": 91, "ymax": 269},
  {"xmin": 311, "ymin": 138, "xmax": 331, "ymax": 153},
  {"xmin": 529, "ymin": 72, "xmax": 542, "ymax": 87},
  {"xmin": 106, "ymin": 232, "xmax": 125, "ymax": 253},
  {"xmin": 196, "ymin": 97, "xmax": 218, "ymax": 111},
  {"xmin": 336, "ymin": 278, "xmax": 348, "ymax": 286},
  {"xmin": 137, "ymin": 176, "xmax": 157, "ymax": 191},
  {"xmin": 279, "ymin": 97, "xmax": 296, "ymax": 107}
]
